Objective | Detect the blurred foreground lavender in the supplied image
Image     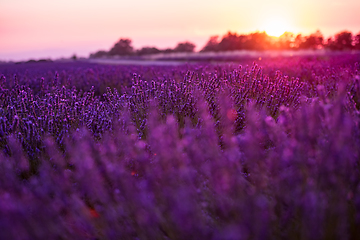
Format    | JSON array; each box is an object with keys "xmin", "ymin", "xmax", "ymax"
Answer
[{"xmin": 0, "ymin": 54, "xmax": 360, "ymax": 239}]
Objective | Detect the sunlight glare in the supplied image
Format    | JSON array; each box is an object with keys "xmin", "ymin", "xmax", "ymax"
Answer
[{"xmin": 263, "ymin": 17, "xmax": 289, "ymax": 37}]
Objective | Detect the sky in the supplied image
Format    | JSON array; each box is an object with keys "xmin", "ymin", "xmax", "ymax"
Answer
[{"xmin": 1, "ymin": 0, "xmax": 360, "ymax": 61}]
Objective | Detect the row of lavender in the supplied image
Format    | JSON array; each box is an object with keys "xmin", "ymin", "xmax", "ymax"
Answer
[{"xmin": 0, "ymin": 55, "xmax": 360, "ymax": 239}]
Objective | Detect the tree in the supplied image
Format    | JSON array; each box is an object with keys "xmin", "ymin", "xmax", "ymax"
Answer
[
  {"xmin": 108, "ymin": 38, "xmax": 134, "ymax": 56},
  {"xmin": 201, "ymin": 36, "xmax": 220, "ymax": 52},
  {"xmin": 162, "ymin": 48, "xmax": 174, "ymax": 53},
  {"xmin": 326, "ymin": 37, "xmax": 336, "ymax": 50},
  {"xmin": 328, "ymin": 31, "xmax": 353, "ymax": 50},
  {"xmin": 299, "ymin": 30, "xmax": 324, "ymax": 50},
  {"xmin": 336, "ymin": 31, "xmax": 353, "ymax": 50},
  {"xmin": 174, "ymin": 41, "xmax": 196, "ymax": 52},
  {"xmin": 354, "ymin": 33, "xmax": 360, "ymax": 50},
  {"xmin": 277, "ymin": 32, "xmax": 294, "ymax": 50},
  {"xmin": 136, "ymin": 47, "xmax": 161, "ymax": 56},
  {"xmin": 294, "ymin": 34, "xmax": 305, "ymax": 49},
  {"xmin": 217, "ymin": 32, "xmax": 240, "ymax": 51},
  {"xmin": 246, "ymin": 31, "xmax": 271, "ymax": 50},
  {"xmin": 89, "ymin": 50, "xmax": 108, "ymax": 58}
]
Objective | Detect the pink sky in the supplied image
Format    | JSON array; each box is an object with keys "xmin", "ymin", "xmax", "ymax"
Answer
[{"xmin": 1, "ymin": 0, "xmax": 360, "ymax": 61}]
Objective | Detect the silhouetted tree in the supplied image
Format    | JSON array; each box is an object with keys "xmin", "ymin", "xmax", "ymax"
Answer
[
  {"xmin": 246, "ymin": 32, "xmax": 271, "ymax": 50},
  {"xmin": 108, "ymin": 38, "xmax": 134, "ymax": 56},
  {"xmin": 174, "ymin": 41, "xmax": 196, "ymax": 52},
  {"xmin": 217, "ymin": 32, "xmax": 241, "ymax": 51},
  {"xmin": 326, "ymin": 31, "xmax": 353, "ymax": 50},
  {"xmin": 136, "ymin": 47, "xmax": 161, "ymax": 56},
  {"xmin": 162, "ymin": 48, "xmax": 174, "ymax": 53},
  {"xmin": 293, "ymin": 34, "xmax": 305, "ymax": 49},
  {"xmin": 89, "ymin": 50, "xmax": 108, "ymax": 58},
  {"xmin": 300, "ymin": 30, "xmax": 324, "ymax": 49},
  {"xmin": 236, "ymin": 35, "xmax": 249, "ymax": 50},
  {"xmin": 201, "ymin": 36, "xmax": 220, "ymax": 52},
  {"xmin": 336, "ymin": 31, "xmax": 353, "ymax": 50},
  {"xmin": 354, "ymin": 33, "xmax": 360, "ymax": 50}
]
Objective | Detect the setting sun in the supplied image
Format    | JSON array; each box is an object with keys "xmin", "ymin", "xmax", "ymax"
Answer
[{"xmin": 263, "ymin": 17, "xmax": 290, "ymax": 37}]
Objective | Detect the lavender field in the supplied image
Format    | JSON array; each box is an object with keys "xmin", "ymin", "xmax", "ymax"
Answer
[{"xmin": 0, "ymin": 54, "xmax": 360, "ymax": 239}]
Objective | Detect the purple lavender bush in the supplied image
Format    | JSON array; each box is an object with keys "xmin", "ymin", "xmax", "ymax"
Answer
[{"xmin": 0, "ymin": 54, "xmax": 360, "ymax": 239}]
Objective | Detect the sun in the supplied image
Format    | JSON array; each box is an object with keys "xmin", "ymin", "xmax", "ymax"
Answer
[{"xmin": 263, "ymin": 17, "xmax": 289, "ymax": 37}]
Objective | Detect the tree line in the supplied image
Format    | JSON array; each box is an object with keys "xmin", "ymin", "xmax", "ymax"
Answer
[
  {"xmin": 90, "ymin": 40, "xmax": 196, "ymax": 58},
  {"xmin": 90, "ymin": 30, "xmax": 360, "ymax": 58},
  {"xmin": 202, "ymin": 30, "xmax": 360, "ymax": 52}
]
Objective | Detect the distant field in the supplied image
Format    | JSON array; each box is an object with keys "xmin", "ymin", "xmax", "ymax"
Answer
[
  {"xmin": 88, "ymin": 58, "xmax": 188, "ymax": 66},
  {"xmin": 89, "ymin": 49, "xmax": 360, "ymax": 63}
]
